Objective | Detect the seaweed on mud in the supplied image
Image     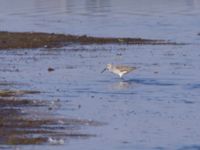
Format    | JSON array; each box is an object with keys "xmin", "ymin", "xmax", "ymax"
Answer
[
  {"xmin": 7, "ymin": 137, "xmax": 47, "ymax": 145},
  {"xmin": 0, "ymin": 90, "xmax": 101, "ymax": 145},
  {"xmin": 0, "ymin": 31, "xmax": 181, "ymax": 49},
  {"xmin": 0, "ymin": 90, "xmax": 40, "ymax": 97}
]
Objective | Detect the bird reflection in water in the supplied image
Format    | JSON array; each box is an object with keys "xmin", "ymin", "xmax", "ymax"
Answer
[{"xmin": 111, "ymin": 81, "xmax": 134, "ymax": 90}]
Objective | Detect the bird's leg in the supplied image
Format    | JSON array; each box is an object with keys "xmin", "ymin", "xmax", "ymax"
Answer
[{"xmin": 119, "ymin": 75, "xmax": 125, "ymax": 81}]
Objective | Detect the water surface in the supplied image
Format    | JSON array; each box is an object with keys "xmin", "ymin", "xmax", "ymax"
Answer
[
  {"xmin": 1, "ymin": 0, "xmax": 200, "ymax": 42},
  {"xmin": 1, "ymin": 0, "xmax": 200, "ymax": 150},
  {"xmin": 0, "ymin": 44, "xmax": 200, "ymax": 150}
]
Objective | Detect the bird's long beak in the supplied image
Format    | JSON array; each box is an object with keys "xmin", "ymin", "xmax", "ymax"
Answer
[{"xmin": 101, "ymin": 68, "xmax": 106, "ymax": 73}]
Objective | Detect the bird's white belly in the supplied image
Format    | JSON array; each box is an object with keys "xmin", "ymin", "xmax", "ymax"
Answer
[{"xmin": 112, "ymin": 70, "xmax": 126, "ymax": 77}]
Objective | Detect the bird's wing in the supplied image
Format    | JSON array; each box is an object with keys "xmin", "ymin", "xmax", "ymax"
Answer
[{"xmin": 116, "ymin": 66, "xmax": 136, "ymax": 72}]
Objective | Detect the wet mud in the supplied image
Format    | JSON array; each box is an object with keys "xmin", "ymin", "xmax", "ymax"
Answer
[
  {"xmin": 0, "ymin": 31, "xmax": 180, "ymax": 50},
  {"xmin": 0, "ymin": 90, "xmax": 40, "ymax": 97},
  {"xmin": 0, "ymin": 89, "xmax": 100, "ymax": 145}
]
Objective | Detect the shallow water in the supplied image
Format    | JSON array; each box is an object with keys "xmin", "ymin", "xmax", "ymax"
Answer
[
  {"xmin": 0, "ymin": 44, "xmax": 200, "ymax": 150},
  {"xmin": 1, "ymin": 0, "xmax": 200, "ymax": 150}
]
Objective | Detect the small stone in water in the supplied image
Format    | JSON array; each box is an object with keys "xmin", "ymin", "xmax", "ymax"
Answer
[{"xmin": 48, "ymin": 67, "xmax": 55, "ymax": 72}]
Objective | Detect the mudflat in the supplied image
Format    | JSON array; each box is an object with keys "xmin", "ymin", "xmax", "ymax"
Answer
[{"xmin": 0, "ymin": 31, "xmax": 179, "ymax": 49}]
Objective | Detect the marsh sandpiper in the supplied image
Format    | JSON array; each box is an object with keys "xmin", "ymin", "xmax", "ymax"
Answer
[{"xmin": 101, "ymin": 64, "xmax": 136, "ymax": 78}]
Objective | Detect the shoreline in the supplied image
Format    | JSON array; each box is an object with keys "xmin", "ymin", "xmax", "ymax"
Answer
[{"xmin": 0, "ymin": 31, "xmax": 181, "ymax": 49}]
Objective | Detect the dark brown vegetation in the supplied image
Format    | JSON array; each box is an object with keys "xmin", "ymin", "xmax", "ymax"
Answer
[
  {"xmin": 0, "ymin": 89, "xmax": 100, "ymax": 145},
  {"xmin": 0, "ymin": 31, "xmax": 180, "ymax": 49}
]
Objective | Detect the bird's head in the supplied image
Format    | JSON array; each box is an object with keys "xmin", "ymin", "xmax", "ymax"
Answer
[
  {"xmin": 101, "ymin": 63, "xmax": 112, "ymax": 73},
  {"xmin": 106, "ymin": 64, "xmax": 112, "ymax": 70}
]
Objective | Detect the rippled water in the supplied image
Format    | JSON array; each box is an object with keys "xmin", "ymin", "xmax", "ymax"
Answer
[
  {"xmin": 0, "ymin": 44, "xmax": 200, "ymax": 150},
  {"xmin": 1, "ymin": 0, "xmax": 200, "ymax": 42},
  {"xmin": 1, "ymin": 0, "xmax": 200, "ymax": 150}
]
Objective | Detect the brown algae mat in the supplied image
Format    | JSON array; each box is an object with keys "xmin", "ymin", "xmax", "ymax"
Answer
[
  {"xmin": 0, "ymin": 31, "xmax": 180, "ymax": 49},
  {"xmin": 0, "ymin": 90, "xmax": 40, "ymax": 97},
  {"xmin": 0, "ymin": 90, "xmax": 100, "ymax": 145}
]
